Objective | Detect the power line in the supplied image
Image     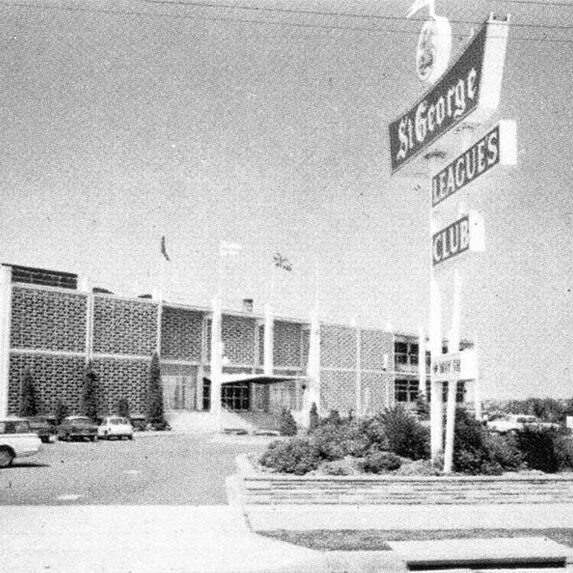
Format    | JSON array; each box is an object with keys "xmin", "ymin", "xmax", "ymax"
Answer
[
  {"xmin": 138, "ymin": 0, "xmax": 573, "ymax": 32},
  {"xmin": 0, "ymin": 0, "xmax": 572, "ymax": 43}
]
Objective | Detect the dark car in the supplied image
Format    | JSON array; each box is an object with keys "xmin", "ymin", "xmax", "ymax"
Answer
[
  {"xmin": 27, "ymin": 416, "xmax": 57, "ymax": 443},
  {"xmin": 129, "ymin": 414, "xmax": 148, "ymax": 432},
  {"xmin": 57, "ymin": 416, "xmax": 98, "ymax": 442}
]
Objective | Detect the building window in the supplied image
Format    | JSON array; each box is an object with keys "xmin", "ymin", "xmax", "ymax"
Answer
[
  {"xmin": 394, "ymin": 342, "xmax": 408, "ymax": 364},
  {"xmin": 395, "ymin": 379, "xmax": 419, "ymax": 402}
]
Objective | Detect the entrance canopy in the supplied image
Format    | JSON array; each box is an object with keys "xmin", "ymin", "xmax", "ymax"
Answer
[{"xmin": 204, "ymin": 373, "xmax": 307, "ymax": 385}]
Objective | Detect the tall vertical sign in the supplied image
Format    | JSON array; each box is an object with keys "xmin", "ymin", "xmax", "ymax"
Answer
[{"xmin": 389, "ymin": 12, "xmax": 512, "ymax": 471}]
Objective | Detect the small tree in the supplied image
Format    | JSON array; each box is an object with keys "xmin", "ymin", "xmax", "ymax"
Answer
[
  {"xmin": 309, "ymin": 402, "xmax": 320, "ymax": 432},
  {"xmin": 55, "ymin": 399, "xmax": 69, "ymax": 425},
  {"xmin": 279, "ymin": 408, "xmax": 298, "ymax": 436},
  {"xmin": 19, "ymin": 368, "xmax": 38, "ymax": 417},
  {"xmin": 415, "ymin": 391, "xmax": 430, "ymax": 421},
  {"xmin": 81, "ymin": 361, "xmax": 99, "ymax": 420},
  {"xmin": 147, "ymin": 352, "xmax": 166, "ymax": 428},
  {"xmin": 117, "ymin": 397, "xmax": 130, "ymax": 419}
]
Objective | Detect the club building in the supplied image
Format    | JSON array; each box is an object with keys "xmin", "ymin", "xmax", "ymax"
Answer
[{"xmin": 0, "ymin": 263, "xmax": 466, "ymax": 424}]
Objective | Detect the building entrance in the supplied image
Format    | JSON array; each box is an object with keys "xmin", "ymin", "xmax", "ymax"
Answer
[{"xmin": 221, "ymin": 382, "xmax": 250, "ymax": 411}]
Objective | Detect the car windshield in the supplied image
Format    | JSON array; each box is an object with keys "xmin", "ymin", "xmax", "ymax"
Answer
[
  {"xmin": 110, "ymin": 418, "xmax": 127, "ymax": 425},
  {"xmin": 71, "ymin": 418, "xmax": 93, "ymax": 425},
  {"xmin": 0, "ymin": 421, "xmax": 31, "ymax": 434}
]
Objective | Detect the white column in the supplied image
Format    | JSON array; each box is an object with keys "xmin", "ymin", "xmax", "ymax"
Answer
[
  {"xmin": 356, "ymin": 327, "xmax": 362, "ymax": 416},
  {"xmin": 306, "ymin": 306, "xmax": 321, "ymax": 414},
  {"xmin": 444, "ymin": 269, "xmax": 462, "ymax": 473},
  {"xmin": 263, "ymin": 303, "xmax": 274, "ymax": 376},
  {"xmin": 418, "ymin": 326, "xmax": 426, "ymax": 397},
  {"xmin": 430, "ymin": 277, "xmax": 443, "ymax": 464},
  {"xmin": 210, "ymin": 296, "xmax": 223, "ymax": 428},
  {"xmin": 0, "ymin": 266, "xmax": 12, "ymax": 417}
]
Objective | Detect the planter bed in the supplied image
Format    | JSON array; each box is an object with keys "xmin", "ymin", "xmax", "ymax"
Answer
[{"xmin": 236, "ymin": 454, "xmax": 573, "ymax": 505}]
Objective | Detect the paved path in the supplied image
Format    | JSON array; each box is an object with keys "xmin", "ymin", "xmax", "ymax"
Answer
[{"xmin": 0, "ymin": 505, "xmax": 329, "ymax": 573}]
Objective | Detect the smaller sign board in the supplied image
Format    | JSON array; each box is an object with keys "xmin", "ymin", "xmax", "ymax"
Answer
[
  {"xmin": 432, "ymin": 211, "xmax": 485, "ymax": 267},
  {"xmin": 432, "ymin": 120, "xmax": 517, "ymax": 208},
  {"xmin": 432, "ymin": 349, "xmax": 478, "ymax": 382}
]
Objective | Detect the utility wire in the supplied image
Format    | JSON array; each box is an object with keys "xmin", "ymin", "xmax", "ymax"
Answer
[
  {"xmin": 0, "ymin": 0, "xmax": 572, "ymax": 43},
  {"xmin": 138, "ymin": 0, "xmax": 573, "ymax": 32}
]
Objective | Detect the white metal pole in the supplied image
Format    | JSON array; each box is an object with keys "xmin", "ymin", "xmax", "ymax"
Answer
[
  {"xmin": 211, "ymin": 295, "xmax": 223, "ymax": 430},
  {"xmin": 444, "ymin": 269, "xmax": 462, "ymax": 474},
  {"xmin": 0, "ymin": 266, "xmax": 12, "ymax": 417},
  {"xmin": 474, "ymin": 334, "xmax": 482, "ymax": 420},
  {"xmin": 430, "ymin": 277, "xmax": 443, "ymax": 463},
  {"xmin": 418, "ymin": 326, "xmax": 426, "ymax": 398},
  {"xmin": 263, "ymin": 303, "xmax": 274, "ymax": 376}
]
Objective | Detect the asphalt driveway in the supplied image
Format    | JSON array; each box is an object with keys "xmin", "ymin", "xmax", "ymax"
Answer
[{"xmin": 0, "ymin": 432, "xmax": 271, "ymax": 505}]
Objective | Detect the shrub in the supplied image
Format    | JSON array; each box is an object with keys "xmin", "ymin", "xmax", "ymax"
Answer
[
  {"xmin": 259, "ymin": 438, "xmax": 320, "ymax": 475},
  {"xmin": 360, "ymin": 415, "xmax": 389, "ymax": 451},
  {"xmin": 452, "ymin": 407, "xmax": 495, "ymax": 475},
  {"xmin": 379, "ymin": 406, "xmax": 429, "ymax": 460},
  {"xmin": 309, "ymin": 402, "xmax": 320, "ymax": 431},
  {"xmin": 321, "ymin": 458, "xmax": 357, "ymax": 476},
  {"xmin": 19, "ymin": 368, "xmax": 38, "ymax": 417},
  {"xmin": 516, "ymin": 428, "xmax": 561, "ymax": 473},
  {"xmin": 117, "ymin": 397, "xmax": 130, "ymax": 419},
  {"xmin": 555, "ymin": 434, "xmax": 573, "ymax": 471},
  {"xmin": 360, "ymin": 451, "xmax": 402, "ymax": 474},
  {"xmin": 81, "ymin": 362, "xmax": 99, "ymax": 420},
  {"xmin": 54, "ymin": 400, "xmax": 69, "ymax": 425},
  {"xmin": 147, "ymin": 352, "xmax": 166, "ymax": 427},
  {"xmin": 310, "ymin": 418, "xmax": 370, "ymax": 460},
  {"xmin": 415, "ymin": 392, "xmax": 430, "ymax": 421},
  {"xmin": 279, "ymin": 409, "xmax": 298, "ymax": 436},
  {"xmin": 485, "ymin": 432, "xmax": 526, "ymax": 472},
  {"xmin": 322, "ymin": 409, "xmax": 342, "ymax": 427}
]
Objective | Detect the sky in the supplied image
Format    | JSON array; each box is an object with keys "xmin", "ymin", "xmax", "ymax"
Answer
[{"xmin": 0, "ymin": 0, "xmax": 570, "ymax": 400}]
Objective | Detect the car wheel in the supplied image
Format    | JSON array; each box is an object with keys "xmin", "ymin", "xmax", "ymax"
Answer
[
  {"xmin": 128, "ymin": 435, "xmax": 133, "ymax": 441},
  {"xmin": 91, "ymin": 436, "xmax": 97, "ymax": 442},
  {"xmin": 0, "ymin": 447, "xmax": 14, "ymax": 468}
]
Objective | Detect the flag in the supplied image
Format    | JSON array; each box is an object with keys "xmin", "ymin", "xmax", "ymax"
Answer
[
  {"xmin": 273, "ymin": 253, "xmax": 292, "ymax": 272},
  {"xmin": 161, "ymin": 236, "xmax": 171, "ymax": 262},
  {"xmin": 407, "ymin": 0, "xmax": 435, "ymax": 18},
  {"xmin": 220, "ymin": 241, "xmax": 242, "ymax": 257}
]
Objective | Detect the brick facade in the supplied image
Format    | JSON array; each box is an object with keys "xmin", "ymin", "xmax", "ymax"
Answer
[{"xmin": 4, "ymin": 268, "xmax": 421, "ymax": 418}]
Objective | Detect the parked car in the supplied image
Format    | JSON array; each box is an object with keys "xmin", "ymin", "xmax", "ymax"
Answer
[
  {"xmin": 487, "ymin": 414, "xmax": 561, "ymax": 434},
  {"xmin": 97, "ymin": 416, "xmax": 134, "ymax": 440},
  {"xmin": 27, "ymin": 416, "xmax": 57, "ymax": 443},
  {"xmin": 130, "ymin": 414, "xmax": 147, "ymax": 432},
  {"xmin": 0, "ymin": 417, "xmax": 42, "ymax": 468},
  {"xmin": 57, "ymin": 416, "xmax": 99, "ymax": 442}
]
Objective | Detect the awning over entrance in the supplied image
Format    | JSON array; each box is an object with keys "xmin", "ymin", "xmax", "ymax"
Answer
[{"xmin": 203, "ymin": 373, "xmax": 307, "ymax": 385}]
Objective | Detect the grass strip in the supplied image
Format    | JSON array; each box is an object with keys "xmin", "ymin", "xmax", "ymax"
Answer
[{"xmin": 260, "ymin": 528, "xmax": 573, "ymax": 552}]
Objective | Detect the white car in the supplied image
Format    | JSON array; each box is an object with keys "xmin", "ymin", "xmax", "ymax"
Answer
[
  {"xmin": 98, "ymin": 416, "xmax": 134, "ymax": 440},
  {"xmin": 487, "ymin": 414, "xmax": 560, "ymax": 434},
  {"xmin": 0, "ymin": 418, "xmax": 42, "ymax": 468}
]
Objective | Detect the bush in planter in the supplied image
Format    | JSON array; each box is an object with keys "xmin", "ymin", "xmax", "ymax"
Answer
[
  {"xmin": 279, "ymin": 408, "xmax": 298, "ymax": 436},
  {"xmin": 379, "ymin": 406, "xmax": 429, "ymax": 460},
  {"xmin": 515, "ymin": 427, "xmax": 561, "ymax": 473},
  {"xmin": 360, "ymin": 451, "xmax": 402, "ymax": 474},
  {"xmin": 555, "ymin": 434, "xmax": 573, "ymax": 471},
  {"xmin": 310, "ymin": 418, "xmax": 370, "ymax": 460},
  {"xmin": 485, "ymin": 432, "xmax": 526, "ymax": 472},
  {"xmin": 308, "ymin": 402, "xmax": 320, "ymax": 431},
  {"xmin": 360, "ymin": 415, "xmax": 389, "ymax": 451},
  {"xmin": 259, "ymin": 438, "xmax": 320, "ymax": 475}
]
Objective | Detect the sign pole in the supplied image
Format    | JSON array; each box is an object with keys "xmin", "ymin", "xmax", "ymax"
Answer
[
  {"xmin": 430, "ymin": 276, "xmax": 444, "ymax": 463},
  {"xmin": 444, "ymin": 269, "xmax": 461, "ymax": 473}
]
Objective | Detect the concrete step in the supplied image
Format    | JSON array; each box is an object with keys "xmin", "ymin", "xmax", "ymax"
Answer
[{"xmin": 388, "ymin": 537, "xmax": 571, "ymax": 571}]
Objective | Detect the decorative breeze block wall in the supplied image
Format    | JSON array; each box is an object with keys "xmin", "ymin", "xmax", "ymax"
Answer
[
  {"xmin": 221, "ymin": 315, "xmax": 256, "ymax": 366},
  {"xmin": 11, "ymin": 287, "xmax": 87, "ymax": 352},
  {"xmin": 321, "ymin": 325, "xmax": 357, "ymax": 369},
  {"xmin": 92, "ymin": 357, "xmax": 150, "ymax": 414},
  {"xmin": 160, "ymin": 306, "xmax": 204, "ymax": 361},
  {"xmin": 273, "ymin": 321, "xmax": 303, "ymax": 369},
  {"xmin": 93, "ymin": 296, "xmax": 157, "ymax": 356},
  {"xmin": 8, "ymin": 353, "xmax": 86, "ymax": 415},
  {"xmin": 320, "ymin": 370, "xmax": 356, "ymax": 414}
]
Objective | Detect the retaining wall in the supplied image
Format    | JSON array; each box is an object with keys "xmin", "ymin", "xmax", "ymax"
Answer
[{"xmin": 236, "ymin": 454, "xmax": 573, "ymax": 505}]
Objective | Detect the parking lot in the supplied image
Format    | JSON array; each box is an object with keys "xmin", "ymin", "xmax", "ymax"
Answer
[{"xmin": 0, "ymin": 432, "xmax": 270, "ymax": 505}]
